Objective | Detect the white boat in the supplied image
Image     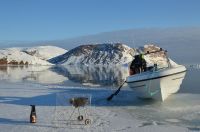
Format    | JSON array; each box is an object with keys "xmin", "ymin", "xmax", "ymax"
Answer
[{"xmin": 126, "ymin": 59, "xmax": 186, "ymax": 101}]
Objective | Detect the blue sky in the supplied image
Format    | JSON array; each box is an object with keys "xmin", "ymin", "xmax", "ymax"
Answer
[{"xmin": 0, "ymin": 0, "xmax": 200, "ymax": 41}]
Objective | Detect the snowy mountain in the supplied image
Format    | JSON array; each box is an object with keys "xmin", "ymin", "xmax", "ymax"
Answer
[
  {"xmin": 138, "ymin": 44, "xmax": 172, "ymax": 68},
  {"xmin": 49, "ymin": 43, "xmax": 174, "ymax": 67},
  {"xmin": 22, "ymin": 46, "xmax": 67, "ymax": 60},
  {"xmin": 1, "ymin": 27, "xmax": 199, "ymax": 63},
  {"xmin": 0, "ymin": 46, "xmax": 67, "ymax": 65},
  {"xmin": 0, "ymin": 44, "xmax": 175, "ymax": 67},
  {"xmin": 49, "ymin": 43, "xmax": 136, "ymax": 65}
]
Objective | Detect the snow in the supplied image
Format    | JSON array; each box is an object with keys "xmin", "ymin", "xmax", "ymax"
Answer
[
  {"xmin": 0, "ymin": 80, "xmax": 198, "ymax": 132},
  {"xmin": 53, "ymin": 43, "xmax": 135, "ymax": 65},
  {"xmin": 51, "ymin": 44, "xmax": 176, "ymax": 68},
  {"xmin": 0, "ymin": 48, "xmax": 52, "ymax": 65},
  {"xmin": 0, "ymin": 44, "xmax": 198, "ymax": 131},
  {"xmin": 0, "ymin": 46, "xmax": 67, "ymax": 65},
  {"xmin": 22, "ymin": 46, "xmax": 67, "ymax": 60},
  {"xmin": 0, "ymin": 44, "xmax": 177, "ymax": 67}
]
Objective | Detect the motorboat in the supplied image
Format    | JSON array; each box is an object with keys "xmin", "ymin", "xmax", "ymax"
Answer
[{"xmin": 126, "ymin": 51, "xmax": 186, "ymax": 101}]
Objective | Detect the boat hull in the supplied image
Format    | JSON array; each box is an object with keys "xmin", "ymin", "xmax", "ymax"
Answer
[{"xmin": 126, "ymin": 65, "xmax": 186, "ymax": 101}]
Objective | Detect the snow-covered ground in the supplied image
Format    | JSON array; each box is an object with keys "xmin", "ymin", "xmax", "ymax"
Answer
[
  {"xmin": 0, "ymin": 83, "xmax": 182, "ymax": 132},
  {"xmin": 0, "ymin": 76, "xmax": 200, "ymax": 131}
]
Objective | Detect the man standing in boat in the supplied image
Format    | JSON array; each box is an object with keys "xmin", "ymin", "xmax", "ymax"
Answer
[{"xmin": 130, "ymin": 54, "xmax": 147, "ymax": 75}]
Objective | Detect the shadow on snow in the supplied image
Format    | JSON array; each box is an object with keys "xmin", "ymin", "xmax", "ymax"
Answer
[{"xmin": 0, "ymin": 87, "xmax": 157, "ymax": 107}]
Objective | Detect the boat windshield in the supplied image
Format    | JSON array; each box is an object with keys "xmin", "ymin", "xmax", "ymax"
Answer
[{"xmin": 143, "ymin": 64, "xmax": 169, "ymax": 73}]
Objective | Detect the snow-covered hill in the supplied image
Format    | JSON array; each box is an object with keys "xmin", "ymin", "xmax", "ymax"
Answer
[
  {"xmin": 0, "ymin": 44, "xmax": 176, "ymax": 67},
  {"xmin": 22, "ymin": 46, "xmax": 67, "ymax": 60},
  {"xmin": 0, "ymin": 46, "xmax": 67, "ymax": 65},
  {"xmin": 49, "ymin": 43, "xmax": 175, "ymax": 67},
  {"xmin": 49, "ymin": 43, "xmax": 136, "ymax": 65},
  {"xmin": 138, "ymin": 44, "xmax": 174, "ymax": 68}
]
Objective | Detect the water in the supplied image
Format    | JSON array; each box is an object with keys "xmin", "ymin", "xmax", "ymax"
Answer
[
  {"xmin": 0, "ymin": 64, "xmax": 199, "ymax": 129},
  {"xmin": 0, "ymin": 65, "xmax": 128, "ymax": 87}
]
